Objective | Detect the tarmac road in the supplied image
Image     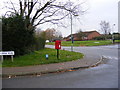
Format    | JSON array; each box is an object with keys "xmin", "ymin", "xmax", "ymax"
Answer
[{"xmin": 2, "ymin": 44, "xmax": 119, "ymax": 88}]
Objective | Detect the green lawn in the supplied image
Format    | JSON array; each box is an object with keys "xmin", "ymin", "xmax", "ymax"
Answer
[
  {"xmin": 2, "ymin": 48, "xmax": 84, "ymax": 67},
  {"xmin": 115, "ymin": 40, "xmax": 120, "ymax": 43},
  {"xmin": 47, "ymin": 40, "xmax": 118, "ymax": 46}
]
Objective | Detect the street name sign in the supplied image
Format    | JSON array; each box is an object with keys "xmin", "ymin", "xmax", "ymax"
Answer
[
  {"xmin": 0, "ymin": 51, "xmax": 15, "ymax": 62},
  {"xmin": 0, "ymin": 51, "xmax": 14, "ymax": 55}
]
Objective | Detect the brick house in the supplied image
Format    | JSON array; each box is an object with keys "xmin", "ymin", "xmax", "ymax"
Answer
[{"xmin": 64, "ymin": 31, "xmax": 101, "ymax": 41}]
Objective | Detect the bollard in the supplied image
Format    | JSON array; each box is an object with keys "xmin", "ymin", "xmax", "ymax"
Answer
[{"xmin": 46, "ymin": 54, "xmax": 49, "ymax": 60}]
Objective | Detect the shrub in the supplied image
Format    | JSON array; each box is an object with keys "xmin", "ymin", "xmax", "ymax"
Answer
[
  {"xmin": 93, "ymin": 36, "xmax": 105, "ymax": 40},
  {"xmin": 34, "ymin": 37, "xmax": 46, "ymax": 50},
  {"xmin": 2, "ymin": 15, "xmax": 34, "ymax": 56},
  {"xmin": 114, "ymin": 34, "xmax": 120, "ymax": 40},
  {"xmin": 34, "ymin": 31, "xmax": 46, "ymax": 51}
]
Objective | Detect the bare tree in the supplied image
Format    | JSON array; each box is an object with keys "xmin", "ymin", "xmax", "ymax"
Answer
[
  {"xmin": 45, "ymin": 28, "xmax": 62, "ymax": 41},
  {"xmin": 54, "ymin": 30, "xmax": 62, "ymax": 39},
  {"xmin": 76, "ymin": 29, "xmax": 86, "ymax": 40},
  {"xmin": 4, "ymin": 0, "xmax": 86, "ymax": 31},
  {"xmin": 100, "ymin": 21, "xmax": 111, "ymax": 35}
]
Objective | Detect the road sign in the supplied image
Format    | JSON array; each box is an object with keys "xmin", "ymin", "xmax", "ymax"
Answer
[
  {"xmin": 0, "ymin": 51, "xmax": 14, "ymax": 55},
  {"xmin": 0, "ymin": 51, "xmax": 15, "ymax": 62}
]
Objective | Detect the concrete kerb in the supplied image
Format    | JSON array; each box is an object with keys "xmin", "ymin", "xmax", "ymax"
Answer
[
  {"xmin": 90, "ymin": 56, "xmax": 104, "ymax": 67},
  {"xmin": 2, "ymin": 66, "xmax": 90, "ymax": 78},
  {"xmin": 2, "ymin": 56, "xmax": 105, "ymax": 78}
]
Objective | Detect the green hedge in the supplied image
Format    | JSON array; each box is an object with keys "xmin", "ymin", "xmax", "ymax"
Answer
[
  {"xmin": 94, "ymin": 34, "xmax": 120, "ymax": 40},
  {"xmin": 2, "ymin": 15, "xmax": 46, "ymax": 57},
  {"xmin": 34, "ymin": 37, "xmax": 46, "ymax": 51}
]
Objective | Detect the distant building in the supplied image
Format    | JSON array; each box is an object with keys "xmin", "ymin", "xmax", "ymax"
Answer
[{"xmin": 64, "ymin": 31, "xmax": 101, "ymax": 41}]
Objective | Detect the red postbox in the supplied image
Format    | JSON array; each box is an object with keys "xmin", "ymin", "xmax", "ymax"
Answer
[{"xmin": 55, "ymin": 40, "xmax": 61, "ymax": 49}]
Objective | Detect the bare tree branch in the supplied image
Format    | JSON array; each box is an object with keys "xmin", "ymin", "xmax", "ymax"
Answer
[
  {"xmin": 23, "ymin": 0, "xmax": 27, "ymax": 16},
  {"xmin": 9, "ymin": 0, "xmax": 17, "ymax": 14},
  {"xmin": 34, "ymin": 13, "xmax": 69, "ymax": 26},
  {"xmin": 31, "ymin": 1, "xmax": 51, "ymax": 25},
  {"xmin": 19, "ymin": 0, "xmax": 23, "ymax": 16},
  {"xmin": 34, "ymin": 9, "xmax": 60, "ymax": 24},
  {"xmin": 27, "ymin": 1, "xmax": 37, "ymax": 18},
  {"xmin": 4, "ymin": 11, "xmax": 16, "ymax": 17},
  {"xmin": 4, "ymin": 0, "xmax": 87, "ymax": 30}
]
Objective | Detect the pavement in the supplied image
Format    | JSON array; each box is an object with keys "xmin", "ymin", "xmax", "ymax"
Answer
[{"xmin": 2, "ymin": 54, "xmax": 104, "ymax": 78}]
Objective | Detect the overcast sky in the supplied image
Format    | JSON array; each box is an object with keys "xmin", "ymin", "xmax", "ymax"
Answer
[
  {"xmin": 0, "ymin": 0, "xmax": 119, "ymax": 37},
  {"xmin": 61, "ymin": 0, "xmax": 119, "ymax": 37}
]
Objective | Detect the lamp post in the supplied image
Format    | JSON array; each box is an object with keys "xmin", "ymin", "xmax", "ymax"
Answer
[
  {"xmin": 70, "ymin": 13, "xmax": 78, "ymax": 52},
  {"xmin": 69, "ymin": 0, "xmax": 79, "ymax": 51},
  {"xmin": 70, "ymin": 13, "xmax": 73, "ymax": 51},
  {"xmin": 112, "ymin": 24, "xmax": 115, "ymax": 43}
]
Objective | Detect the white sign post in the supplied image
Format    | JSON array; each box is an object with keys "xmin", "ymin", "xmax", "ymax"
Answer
[{"xmin": 0, "ymin": 51, "xmax": 15, "ymax": 62}]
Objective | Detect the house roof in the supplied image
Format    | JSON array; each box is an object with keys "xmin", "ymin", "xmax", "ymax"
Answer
[
  {"xmin": 82, "ymin": 31, "xmax": 99, "ymax": 36},
  {"xmin": 82, "ymin": 30, "xmax": 98, "ymax": 33},
  {"xmin": 66, "ymin": 31, "xmax": 100, "ymax": 38}
]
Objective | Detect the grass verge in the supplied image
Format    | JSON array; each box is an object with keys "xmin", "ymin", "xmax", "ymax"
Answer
[
  {"xmin": 47, "ymin": 40, "xmax": 119, "ymax": 46},
  {"xmin": 115, "ymin": 40, "xmax": 120, "ymax": 43},
  {"xmin": 2, "ymin": 48, "xmax": 84, "ymax": 67}
]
